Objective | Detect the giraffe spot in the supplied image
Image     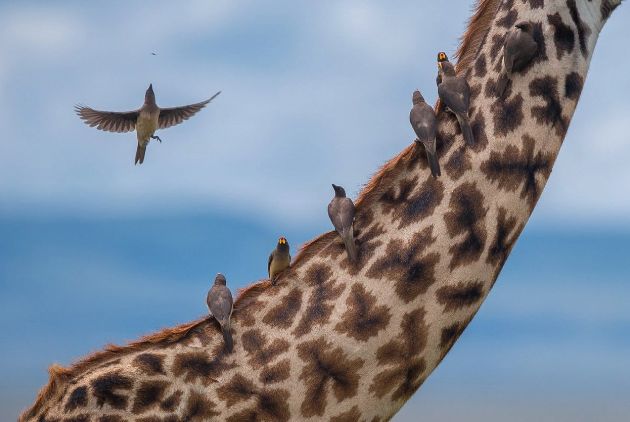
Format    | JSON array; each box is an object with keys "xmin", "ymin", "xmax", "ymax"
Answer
[
  {"xmin": 436, "ymin": 281, "xmax": 485, "ymax": 313},
  {"xmin": 481, "ymin": 135, "xmax": 553, "ymax": 208},
  {"xmin": 255, "ymin": 389, "xmax": 291, "ymax": 422},
  {"xmin": 601, "ymin": 0, "xmax": 621, "ymax": 19},
  {"xmin": 487, "ymin": 207, "xmax": 523, "ymax": 274},
  {"xmin": 132, "ymin": 380, "xmax": 169, "ymax": 414},
  {"xmin": 37, "ymin": 414, "xmax": 60, "ymax": 422},
  {"xmin": 90, "ymin": 371, "xmax": 133, "ymax": 410},
  {"xmin": 64, "ymin": 386, "xmax": 88, "ymax": 412},
  {"xmin": 492, "ymin": 93, "xmax": 524, "ymax": 137},
  {"xmin": 182, "ymin": 390, "xmax": 219, "ymax": 421},
  {"xmin": 380, "ymin": 176, "xmax": 444, "ymax": 230},
  {"xmin": 564, "ymin": 71, "xmax": 584, "ymax": 100},
  {"xmin": 567, "ymin": 0, "xmax": 591, "ymax": 57},
  {"xmin": 259, "ymin": 359, "xmax": 291, "ymax": 384},
  {"xmin": 470, "ymin": 111, "xmax": 489, "ymax": 152},
  {"xmin": 439, "ymin": 322, "xmax": 467, "ymax": 358},
  {"xmin": 219, "ymin": 374, "xmax": 291, "ymax": 422},
  {"xmin": 370, "ymin": 309, "xmax": 429, "ymax": 402},
  {"xmin": 241, "ymin": 329, "xmax": 290, "ymax": 368},
  {"xmin": 160, "ymin": 390, "xmax": 183, "ymax": 412},
  {"xmin": 63, "ymin": 416, "xmax": 90, "ymax": 422},
  {"xmin": 132, "ymin": 353, "xmax": 166, "ymax": 376},
  {"xmin": 136, "ymin": 417, "xmax": 178, "ymax": 422},
  {"xmin": 262, "ymin": 287, "xmax": 303, "ymax": 329},
  {"xmin": 217, "ymin": 373, "xmax": 256, "ymax": 407},
  {"xmin": 490, "ymin": 34, "xmax": 506, "ymax": 66},
  {"xmin": 445, "ymin": 146, "xmax": 471, "ymax": 181},
  {"xmin": 331, "ymin": 406, "xmax": 362, "ymax": 422},
  {"xmin": 502, "ymin": 0, "xmax": 515, "ymax": 12},
  {"xmin": 98, "ymin": 416, "xmax": 124, "ymax": 422},
  {"xmin": 297, "ymin": 337, "xmax": 364, "ymax": 417},
  {"xmin": 530, "ymin": 76, "xmax": 567, "ymax": 136},
  {"xmin": 335, "ymin": 283, "xmax": 392, "ymax": 342},
  {"xmin": 444, "ymin": 183, "xmax": 488, "ymax": 270},
  {"xmin": 171, "ymin": 348, "xmax": 235, "ymax": 386},
  {"xmin": 226, "ymin": 387, "xmax": 291, "ymax": 422},
  {"xmin": 548, "ymin": 13, "xmax": 575, "ymax": 59},
  {"xmin": 366, "ymin": 227, "xmax": 440, "ymax": 303},
  {"xmin": 527, "ymin": 0, "xmax": 544, "ymax": 8},
  {"xmin": 474, "ymin": 55, "xmax": 487, "ymax": 78},
  {"xmin": 498, "ymin": 9, "xmax": 518, "ymax": 28},
  {"xmin": 529, "ymin": 22, "xmax": 548, "ymax": 65},
  {"xmin": 293, "ymin": 263, "xmax": 346, "ymax": 337}
]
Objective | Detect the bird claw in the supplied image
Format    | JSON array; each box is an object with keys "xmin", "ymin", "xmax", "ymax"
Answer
[{"xmin": 151, "ymin": 135, "xmax": 162, "ymax": 143}]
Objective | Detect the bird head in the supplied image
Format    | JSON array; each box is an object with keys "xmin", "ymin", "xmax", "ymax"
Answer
[
  {"xmin": 437, "ymin": 52, "xmax": 449, "ymax": 63},
  {"xmin": 145, "ymin": 84, "xmax": 156, "ymax": 104},
  {"xmin": 515, "ymin": 21, "xmax": 533, "ymax": 32},
  {"xmin": 214, "ymin": 273, "xmax": 227, "ymax": 285},
  {"xmin": 277, "ymin": 236, "xmax": 290, "ymax": 252},
  {"xmin": 412, "ymin": 90, "xmax": 425, "ymax": 105},
  {"xmin": 332, "ymin": 184, "xmax": 346, "ymax": 197}
]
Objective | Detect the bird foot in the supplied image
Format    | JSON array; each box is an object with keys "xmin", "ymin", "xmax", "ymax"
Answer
[{"xmin": 151, "ymin": 135, "xmax": 162, "ymax": 143}]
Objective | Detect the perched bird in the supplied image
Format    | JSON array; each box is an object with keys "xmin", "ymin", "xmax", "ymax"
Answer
[
  {"xmin": 206, "ymin": 273, "xmax": 234, "ymax": 352},
  {"xmin": 437, "ymin": 56, "xmax": 475, "ymax": 146},
  {"xmin": 409, "ymin": 90, "xmax": 440, "ymax": 178},
  {"xmin": 435, "ymin": 51, "xmax": 449, "ymax": 86},
  {"xmin": 496, "ymin": 22, "xmax": 538, "ymax": 97},
  {"xmin": 75, "ymin": 85, "xmax": 220, "ymax": 165},
  {"xmin": 268, "ymin": 237, "xmax": 291, "ymax": 284},
  {"xmin": 328, "ymin": 184, "xmax": 358, "ymax": 262}
]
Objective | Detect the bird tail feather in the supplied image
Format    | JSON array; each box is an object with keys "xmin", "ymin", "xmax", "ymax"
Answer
[
  {"xmin": 343, "ymin": 231, "xmax": 358, "ymax": 263},
  {"xmin": 457, "ymin": 114, "xmax": 475, "ymax": 147},
  {"xmin": 425, "ymin": 147, "xmax": 441, "ymax": 178},
  {"xmin": 222, "ymin": 322, "xmax": 233, "ymax": 353},
  {"xmin": 135, "ymin": 145, "xmax": 146, "ymax": 165}
]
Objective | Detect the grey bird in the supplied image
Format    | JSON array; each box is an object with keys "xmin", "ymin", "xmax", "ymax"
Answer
[
  {"xmin": 435, "ymin": 51, "xmax": 449, "ymax": 86},
  {"xmin": 437, "ymin": 56, "xmax": 475, "ymax": 147},
  {"xmin": 496, "ymin": 22, "xmax": 538, "ymax": 97},
  {"xmin": 410, "ymin": 90, "xmax": 440, "ymax": 178},
  {"xmin": 75, "ymin": 85, "xmax": 220, "ymax": 165},
  {"xmin": 268, "ymin": 236, "xmax": 291, "ymax": 284},
  {"xmin": 206, "ymin": 273, "xmax": 234, "ymax": 353},
  {"xmin": 328, "ymin": 184, "xmax": 358, "ymax": 262}
]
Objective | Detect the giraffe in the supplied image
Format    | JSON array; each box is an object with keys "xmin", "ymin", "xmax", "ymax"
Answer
[{"xmin": 21, "ymin": 0, "xmax": 623, "ymax": 420}]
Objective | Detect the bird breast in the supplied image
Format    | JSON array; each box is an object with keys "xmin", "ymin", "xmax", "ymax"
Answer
[{"xmin": 136, "ymin": 110, "xmax": 159, "ymax": 142}]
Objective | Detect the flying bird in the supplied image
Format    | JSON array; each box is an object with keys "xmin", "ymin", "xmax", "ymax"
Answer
[
  {"xmin": 410, "ymin": 90, "xmax": 440, "ymax": 178},
  {"xmin": 206, "ymin": 273, "xmax": 234, "ymax": 352},
  {"xmin": 437, "ymin": 55, "xmax": 475, "ymax": 146},
  {"xmin": 328, "ymin": 184, "xmax": 358, "ymax": 262},
  {"xmin": 268, "ymin": 237, "xmax": 291, "ymax": 284},
  {"xmin": 75, "ymin": 85, "xmax": 220, "ymax": 165},
  {"xmin": 496, "ymin": 22, "xmax": 538, "ymax": 97}
]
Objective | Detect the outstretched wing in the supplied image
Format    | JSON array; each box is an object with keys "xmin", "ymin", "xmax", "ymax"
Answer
[
  {"xmin": 74, "ymin": 105, "xmax": 138, "ymax": 133},
  {"xmin": 158, "ymin": 91, "xmax": 221, "ymax": 129}
]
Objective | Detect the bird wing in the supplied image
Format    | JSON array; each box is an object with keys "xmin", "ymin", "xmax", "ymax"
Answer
[
  {"xmin": 208, "ymin": 286, "xmax": 233, "ymax": 323},
  {"xmin": 157, "ymin": 91, "xmax": 221, "ymax": 129},
  {"xmin": 410, "ymin": 104, "xmax": 436, "ymax": 141},
  {"xmin": 438, "ymin": 80, "xmax": 469, "ymax": 114},
  {"xmin": 268, "ymin": 251, "xmax": 274, "ymax": 277},
  {"xmin": 74, "ymin": 106, "xmax": 138, "ymax": 133}
]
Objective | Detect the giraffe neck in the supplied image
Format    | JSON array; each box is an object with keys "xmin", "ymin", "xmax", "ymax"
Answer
[{"xmin": 23, "ymin": 1, "xmax": 621, "ymax": 421}]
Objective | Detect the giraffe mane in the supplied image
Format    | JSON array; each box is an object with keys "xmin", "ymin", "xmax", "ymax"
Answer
[
  {"xmin": 455, "ymin": 0, "xmax": 503, "ymax": 73},
  {"xmin": 21, "ymin": 2, "xmax": 504, "ymax": 420}
]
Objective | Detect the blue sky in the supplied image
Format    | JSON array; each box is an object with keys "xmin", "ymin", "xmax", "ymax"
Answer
[{"xmin": 0, "ymin": 1, "xmax": 629, "ymax": 421}]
